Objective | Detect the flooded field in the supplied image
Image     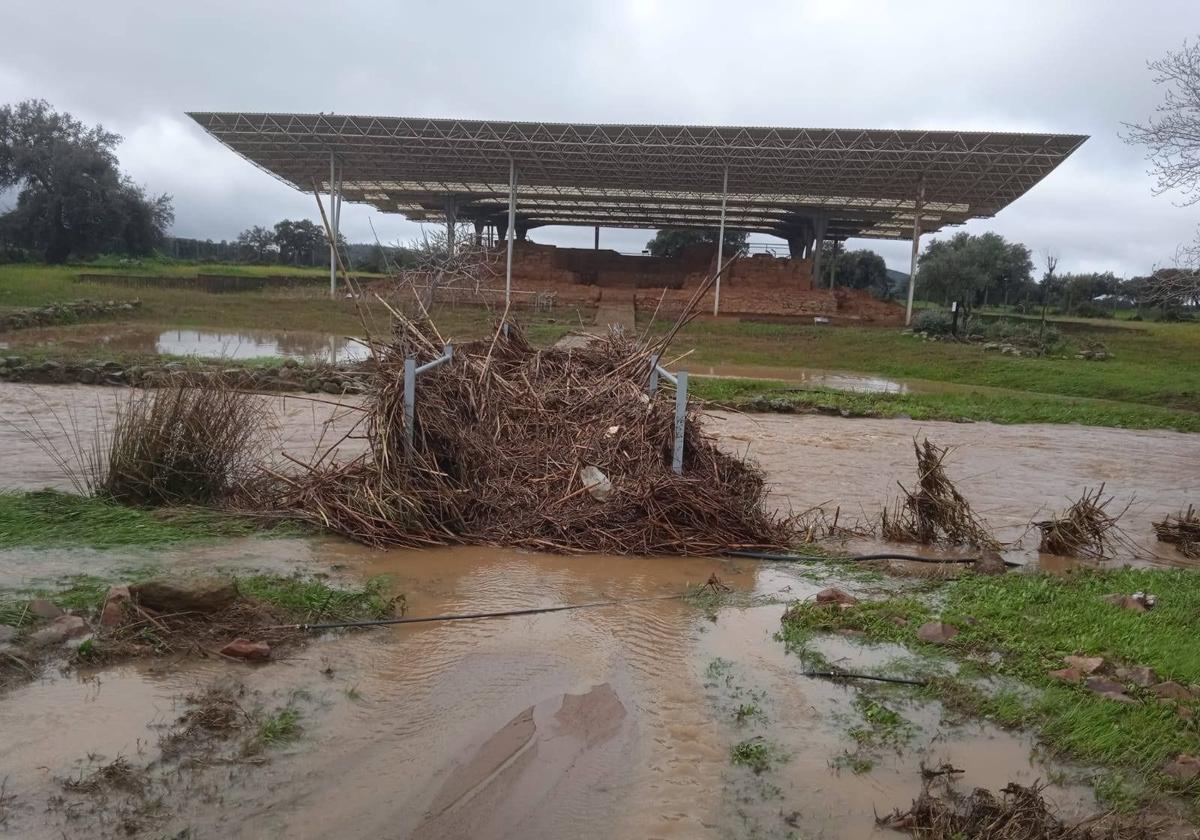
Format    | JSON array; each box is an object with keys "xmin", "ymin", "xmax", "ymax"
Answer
[
  {"xmin": 2, "ymin": 382, "xmax": 1195, "ymax": 566},
  {"xmin": 0, "ymin": 545, "xmax": 1097, "ymax": 839},
  {"xmin": 0, "ymin": 322, "xmax": 369, "ymax": 363}
]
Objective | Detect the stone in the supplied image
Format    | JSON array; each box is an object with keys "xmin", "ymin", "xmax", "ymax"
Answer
[
  {"xmin": 28, "ymin": 599, "xmax": 64, "ymax": 620},
  {"xmin": 1114, "ymin": 665, "xmax": 1158, "ymax": 687},
  {"xmin": 916, "ymin": 621, "xmax": 959, "ymax": 645},
  {"xmin": 1085, "ymin": 676, "xmax": 1135, "ymax": 703},
  {"xmin": 77, "ymin": 368, "xmax": 97, "ymax": 385},
  {"xmin": 4, "ymin": 356, "xmax": 24, "ymax": 367},
  {"xmin": 28, "ymin": 614, "xmax": 88, "ymax": 647},
  {"xmin": 0, "ymin": 625, "xmax": 17, "ymax": 644},
  {"xmin": 1063, "ymin": 655, "xmax": 1105, "ymax": 675},
  {"xmin": 282, "ymin": 357, "xmax": 299, "ymax": 368},
  {"xmin": 1049, "ymin": 667, "xmax": 1084, "ymax": 683},
  {"xmin": 890, "ymin": 616, "xmax": 909, "ymax": 628},
  {"xmin": 1153, "ymin": 681, "xmax": 1194, "ymax": 702},
  {"xmin": 1103, "ymin": 593, "xmax": 1147, "ymax": 612},
  {"xmin": 131, "ymin": 578, "xmax": 238, "ymax": 614},
  {"xmin": 220, "ymin": 638, "xmax": 271, "ymax": 661},
  {"xmin": 320, "ymin": 380, "xmax": 343, "ymax": 394},
  {"xmin": 99, "ymin": 585, "xmax": 131, "ymax": 628},
  {"xmin": 814, "ymin": 587, "xmax": 858, "ymax": 607},
  {"xmin": 1161, "ymin": 754, "xmax": 1200, "ymax": 781}
]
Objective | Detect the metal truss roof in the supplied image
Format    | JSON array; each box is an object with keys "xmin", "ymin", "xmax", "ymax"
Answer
[{"xmin": 188, "ymin": 112, "xmax": 1086, "ymax": 240}]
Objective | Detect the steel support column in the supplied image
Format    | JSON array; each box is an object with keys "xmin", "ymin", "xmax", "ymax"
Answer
[
  {"xmin": 505, "ymin": 159, "xmax": 517, "ymax": 309},
  {"xmin": 594, "ymin": 225, "xmax": 600, "ymax": 251},
  {"xmin": 811, "ymin": 214, "xmax": 828, "ymax": 289},
  {"xmin": 905, "ymin": 181, "xmax": 926, "ymax": 326},
  {"xmin": 328, "ymin": 151, "xmax": 338, "ymax": 299},
  {"xmin": 712, "ymin": 165, "xmax": 729, "ymax": 316}
]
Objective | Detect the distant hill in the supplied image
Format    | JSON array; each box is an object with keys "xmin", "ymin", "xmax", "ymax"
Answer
[{"xmin": 886, "ymin": 268, "xmax": 909, "ymax": 296}]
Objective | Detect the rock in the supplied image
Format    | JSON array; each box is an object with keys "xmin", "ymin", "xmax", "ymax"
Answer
[
  {"xmin": 320, "ymin": 380, "xmax": 343, "ymax": 394},
  {"xmin": 28, "ymin": 614, "xmax": 88, "ymax": 647},
  {"xmin": 0, "ymin": 625, "xmax": 17, "ymax": 644},
  {"xmin": 814, "ymin": 587, "xmax": 858, "ymax": 607},
  {"xmin": 1161, "ymin": 754, "xmax": 1200, "ymax": 781},
  {"xmin": 1153, "ymin": 681, "xmax": 1194, "ymax": 702},
  {"xmin": 99, "ymin": 585, "xmax": 131, "ymax": 628},
  {"xmin": 28, "ymin": 599, "xmax": 64, "ymax": 620},
  {"xmin": 304, "ymin": 378, "xmax": 321, "ymax": 393},
  {"xmin": 580, "ymin": 465, "xmax": 613, "ymax": 502},
  {"xmin": 1085, "ymin": 676, "xmax": 1135, "ymax": 703},
  {"xmin": 282, "ymin": 358, "xmax": 299, "ymax": 368},
  {"xmin": 77, "ymin": 368, "xmax": 97, "ymax": 385},
  {"xmin": 1103, "ymin": 593, "xmax": 1147, "ymax": 612},
  {"xmin": 220, "ymin": 638, "xmax": 271, "ymax": 661},
  {"xmin": 1115, "ymin": 665, "xmax": 1158, "ymax": 687},
  {"xmin": 916, "ymin": 621, "xmax": 959, "ymax": 645},
  {"xmin": 890, "ymin": 616, "xmax": 909, "ymax": 628},
  {"xmin": 836, "ymin": 628, "xmax": 866, "ymax": 639},
  {"xmin": 1049, "ymin": 667, "xmax": 1084, "ymax": 683},
  {"xmin": 975, "ymin": 550, "xmax": 1007, "ymax": 575},
  {"xmin": 1063, "ymin": 655, "xmax": 1105, "ymax": 675},
  {"xmin": 4, "ymin": 356, "xmax": 24, "ymax": 368},
  {"xmin": 131, "ymin": 578, "xmax": 238, "ymax": 614}
]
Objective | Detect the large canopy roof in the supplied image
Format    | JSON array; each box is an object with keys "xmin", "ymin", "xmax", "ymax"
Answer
[{"xmin": 188, "ymin": 112, "xmax": 1086, "ymax": 241}]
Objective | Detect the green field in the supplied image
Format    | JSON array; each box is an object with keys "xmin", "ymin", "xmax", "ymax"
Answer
[{"xmin": 2, "ymin": 261, "xmax": 1197, "ymax": 431}]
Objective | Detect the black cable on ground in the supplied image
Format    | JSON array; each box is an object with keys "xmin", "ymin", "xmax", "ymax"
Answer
[
  {"xmin": 801, "ymin": 671, "xmax": 929, "ymax": 687},
  {"xmin": 278, "ymin": 592, "xmax": 689, "ymax": 632}
]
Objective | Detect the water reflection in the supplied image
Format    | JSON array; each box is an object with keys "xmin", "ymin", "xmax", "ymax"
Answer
[{"xmin": 695, "ymin": 364, "xmax": 910, "ymax": 394}]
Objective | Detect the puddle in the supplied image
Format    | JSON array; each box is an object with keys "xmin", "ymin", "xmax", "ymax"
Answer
[
  {"xmin": 694, "ymin": 363, "xmax": 916, "ymax": 394},
  {"xmin": 0, "ymin": 545, "xmax": 1105, "ymax": 839},
  {"xmin": 0, "ymin": 322, "xmax": 369, "ymax": 363}
]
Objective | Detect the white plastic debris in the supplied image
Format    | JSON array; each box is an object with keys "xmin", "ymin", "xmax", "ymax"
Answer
[{"xmin": 580, "ymin": 465, "xmax": 613, "ymax": 502}]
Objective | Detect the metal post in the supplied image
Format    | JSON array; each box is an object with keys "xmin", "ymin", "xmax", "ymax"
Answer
[
  {"xmin": 404, "ymin": 356, "xmax": 416, "ymax": 449},
  {"xmin": 648, "ymin": 353, "xmax": 660, "ymax": 396},
  {"xmin": 672, "ymin": 370, "xmax": 688, "ymax": 474},
  {"xmin": 905, "ymin": 181, "xmax": 925, "ymax": 326},
  {"xmin": 811, "ymin": 215, "xmax": 827, "ymax": 289},
  {"xmin": 829, "ymin": 239, "xmax": 839, "ymax": 289},
  {"xmin": 505, "ymin": 159, "xmax": 517, "ymax": 310},
  {"xmin": 712, "ymin": 165, "xmax": 729, "ymax": 316},
  {"xmin": 329, "ymin": 151, "xmax": 337, "ymax": 299},
  {"xmin": 594, "ymin": 225, "xmax": 600, "ymax": 251}
]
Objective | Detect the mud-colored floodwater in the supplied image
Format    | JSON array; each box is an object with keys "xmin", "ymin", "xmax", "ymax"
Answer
[
  {"xmin": 0, "ymin": 545, "xmax": 1099, "ymax": 839},
  {"xmin": 0, "ymin": 322, "xmax": 369, "ymax": 363},
  {"xmin": 2, "ymin": 382, "xmax": 1196, "ymax": 566}
]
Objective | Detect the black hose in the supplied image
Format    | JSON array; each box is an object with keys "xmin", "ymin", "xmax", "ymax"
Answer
[
  {"xmin": 278, "ymin": 592, "xmax": 688, "ymax": 632},
  {"xmin": 801, "ymin": 670, "xmax": 929, "ymax": 687}
]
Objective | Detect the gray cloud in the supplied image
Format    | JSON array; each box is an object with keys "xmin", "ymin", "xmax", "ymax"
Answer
[{"xmin": 2, "ymin": 0, "xmax": 1197, "ymax": 273}]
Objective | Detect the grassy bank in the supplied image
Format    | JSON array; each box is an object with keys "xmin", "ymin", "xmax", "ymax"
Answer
[
  {"xmin": 0, "ymin": 490, "xmax": 305, "ymax": 549},
  {"xmin": 689, "ymin": 377, "xmax": 1200, "ymax": 433},
  {"xmin": 658, "ymin": 317, "xmax": 1200, "ymax": 413},
  {"xmin": 779, "ymin": 568, "xmax": 1200, "ymax": 805}
]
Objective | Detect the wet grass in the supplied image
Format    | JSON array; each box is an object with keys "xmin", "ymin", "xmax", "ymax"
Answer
[
  {"xmin": 730, "ymin": 737, "xmax": 779, "ymax": 774},
  {"xmin": 251, "ymin": 707, "xmax": 302, "ymax": 749},
  {"xmin": 0, "ymin": 490, "xmax": 306, "ymax": 549},
  {"xmin": 778, "ymin": 568, "xmax": 1200, "ymax": 797},
  {"xmin": 689, "ymin": 376, "xmax": 1200, "ymax": 433},
  {"xmin": 237, "ymin": 574, "xmax": 397, "ymax": 622}
]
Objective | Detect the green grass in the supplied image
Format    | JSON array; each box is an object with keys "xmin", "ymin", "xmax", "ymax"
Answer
[
  {"xmin": 0, "ymin": 490, "xmax": 304, "ymax": 550},
  {"xmin": 730, "ymin": 737, "xmax": 779, "ymax": 774},
  {"xmin": 778, "ymin": 569, "xmax": 1200, "ymax": 790},
  {"xmin": 848, "ymin": 695, "xmax": 914, "ymax": 748},
  {"xmin": 248, "ymin": 707, "xmax": 302, "ymax": 751},
  {"xmin": 688, "ymin": 377, "xmax": 1200, "ymax": 433},
  {"xmin": 654, "ymin": 316, "xmax": 1200, "ymax": 413},
  {"xmin": 237, "ymin": 574, "xmax": 396, "ymax": 622}
]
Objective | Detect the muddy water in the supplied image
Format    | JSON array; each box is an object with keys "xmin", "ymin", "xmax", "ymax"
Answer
[
  {"xmin": 0, "ymin": 546, "xmax": 1097, "ymax": 839},
  {"xmin": 0, "ymin": 322, "xmax": 368, "ymax": 363},
  {"xmin": 3, "ymin": 382, "xmax": 1195, "ymax": 566}
]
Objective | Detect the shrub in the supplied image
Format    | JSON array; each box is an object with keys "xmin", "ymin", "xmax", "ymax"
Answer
[
  {"xmin": 1072, "ymin": 302, "xmax": 1113, "ymax": 319},
  {"xmin": 912, "ymin": 309, "xmax": 955, "ymax": 336},
  {"xmin": 983, "ymin": 319, "xmax": 1061, "ymax": 350},
  {"xmin": 98, "ymin": 384, "xmax": 270, "ymax": 506}
]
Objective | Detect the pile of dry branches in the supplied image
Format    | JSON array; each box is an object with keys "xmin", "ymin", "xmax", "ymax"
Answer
[
  {"xmin": 880, "ymin": 439, "xmax": 998, "ymax": 549},
  {"xmin": 880, "ymin": 780, "xmax": 1153, "ymax": 839},
  {"xmin": 1153, "ymin": 505, "xmax": 1200, "ymax": 558},
  {"xmin": 250, "ymin": 311, "xmax": 791, "ymax": 554},
  {"xmin": 1036, "ymin": 485, "xmax": 1132, "ymax": 560}
]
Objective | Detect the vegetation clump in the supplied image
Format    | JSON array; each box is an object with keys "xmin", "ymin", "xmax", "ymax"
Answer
[{"xmin": 880, "ymin": 439, "xmax": 998, "ymax": 549}]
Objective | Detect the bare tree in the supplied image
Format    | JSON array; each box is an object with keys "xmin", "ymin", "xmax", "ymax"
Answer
[
  {"xmin": 1124, "ymin": 39, "xmax": 1200, "ymax": 205},
  {"xmin": 391, "ymin": 223, "xmax": 500, "ymax": 312}
]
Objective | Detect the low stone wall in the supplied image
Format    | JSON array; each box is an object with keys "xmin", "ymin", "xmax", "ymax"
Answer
[
  {"xmin": 77, "ymin": 273, "xmax": 327, "ymax": 293},
  {"xmin": 0, "ymin": 299, "xmax": 142, "ymax": 333},
  {"xmin": 0, "ymin": 356, "xmax": 369, "ymax": 395}
]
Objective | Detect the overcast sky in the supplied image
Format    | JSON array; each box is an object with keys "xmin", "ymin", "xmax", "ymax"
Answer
[{"xmin": 2, "ymin": 0, "xmax": 1197, "ymax": 274}]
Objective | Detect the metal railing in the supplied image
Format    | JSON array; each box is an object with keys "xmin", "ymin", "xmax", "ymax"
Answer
[
  {"xmin": 404, "ymin": 343, "xmax": 454, "ymax": 449},
  {"xmin": 648, "ymin": 354, "xmax": 688, "ymax": 474}
]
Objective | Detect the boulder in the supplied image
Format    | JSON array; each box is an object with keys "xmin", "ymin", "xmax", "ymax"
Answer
[
  {"xmin": 28, "ymin": 614, "xmax": 88, "ymax": 647},
  {"xmin": 1161, "ymin": 754, "xmax": 1200, "ymax": 782},
  {"xmin": 1085, "ymin": 676, "xmax": 1135, "ymax": 703},
  {"xmin": 814, "ymin": 587, "xmax": 858, "ymax": 608},
  {"xmin": 1153, "ymin": 681, "xmax": 1194, "ymax": 702},
  {"xmin": 1114, "ymin": 665, "xmax": 1158, "ymax": 687},
  {"xmin": 220, "ymin": 638, "xmax": 271, "ymax": 661},
  {"xmin": 131, "ymin": 578, "xmax": 238, "ymax": 614},
  {"xmin": 1063, "ymin": 655, "xmax": 1105, "ymax": 675},
  {"xmin": 916, "ymin": 621, "xmax": 959, "ymax": 645},
  {"xmin": 28, "ymin": 599, "xmax": 64, "ymax": 620},
  {"xmin": 99, "ymin": 585, "xmax": 131, "ymax": 628}
]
